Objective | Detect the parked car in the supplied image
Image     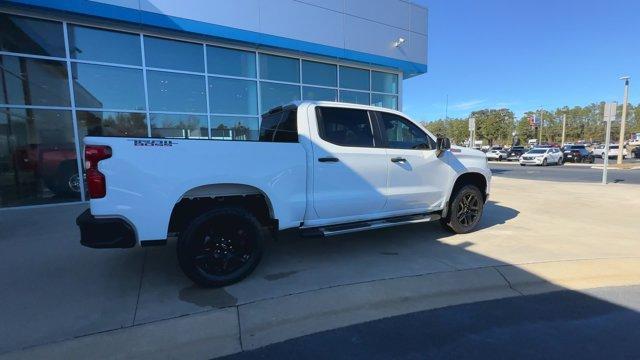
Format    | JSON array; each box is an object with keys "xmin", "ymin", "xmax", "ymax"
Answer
[
  {"xmin": 519, "ymin": 147, "xmax": 563, "ymax": 166},
  {"xmin": 76, "ymin": 101, "xmax": 492, "ymax": 287},
  {"xmin": 486, "ymin": 149, "xmax": 508, "ymax": 161},
  {"xmin": 632, "ymin": 147, "xmax": 640, "ymax": 159},
  {"xmin": 13, "ymin": 144, "xmax": 80, "ymax": 196},
  {"xmin": 507, "ymin": 146, "xmax": 526, "ymax": 161},
  {"xmin": 592, "ymin": 144, "xmax": 606, "ymax": 158},
  {"xmin": 599, "ymin": 145, "xmax": 628, "ymax": 159},
  {"xmin": 563, "ymin": 145, "xmax": 594, "ymax": 163}
]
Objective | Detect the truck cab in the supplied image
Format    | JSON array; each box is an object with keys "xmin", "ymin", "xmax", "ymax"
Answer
[{"xmin": 77, "ymin": 101, "xmax": 491, "ymax": 287}]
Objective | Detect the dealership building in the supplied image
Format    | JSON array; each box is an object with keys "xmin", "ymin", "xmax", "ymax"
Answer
[{"xmin": 0, "ymin": 0, "xmax": 428, "ymax": 208}]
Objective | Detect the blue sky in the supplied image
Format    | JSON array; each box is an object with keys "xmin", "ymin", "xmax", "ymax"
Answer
[{"xmin": 404, "ymin": 0, "xmax": 640, "ymax": 121}]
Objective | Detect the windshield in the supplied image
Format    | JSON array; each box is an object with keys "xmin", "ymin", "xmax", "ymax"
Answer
[{"xmin": 528, "ymin": 149, "xmax": 547, "ymax": 154}]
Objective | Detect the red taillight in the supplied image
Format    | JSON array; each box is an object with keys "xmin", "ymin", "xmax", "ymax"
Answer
[{"xmin": 84, "ymin": 145, "xmax": 112, "ymax": 199}]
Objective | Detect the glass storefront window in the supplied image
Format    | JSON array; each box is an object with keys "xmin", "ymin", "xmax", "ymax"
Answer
[
  {"xmin": 340, "ymin": 66, "xmax": 369, "ymax": 91},
  {"xmin": 68, "ymin": 25, "xmax": 141, "ymax": 66},
  {"xmin": 0, "ymin": 108, "xmax": 80, "ymax": 207},
  {"xmin": 208, "ymin": 77, "xmax": 257, "ymax": 115},
  {"xmin": 144, "ymin": 36, "xmax": 204, "ymax": 72},
  {"xmin": 210, "ymin": 116, "xmax": 259, "ymax": 141},
  {"xmin": 76, "ymin": 110, "xmax": 147, "ymax": 138},
  {"xmin": 260, "ymin": 82, "xmax": 300, "ymax": 113},
  {"xmin": 340, "ymin": 90, "xmax": 369, "ymax": 105},
  {"xmin": 207, "ymin": 46, "xmax": 256, "ymax": 78},
  {"xmin": 302, "ymin": 86, "xmax": 337, "ymax": 101},
  {"xmin": 146, "ymin": 71, "xmax": 206, "ymax": 113},
  {"xmin": 371, "ymin": 93, "xmax": 398, "ymax": 110},
  {"xmin": 72, "ymin": 63, "xmax": 145, "ymax": 110},
  {"xmin": 372, "ymin": 71, "xmax": 398, "ymax": 94},
  {"xmin": 259, "ymin": 54, "xmax": 299, "ymax": 83},
  {"xmin": 150, "ymin": 113, "xmax": 207, "ymax": 139},
  {"xmin": 302, "ymin": 60, "xmax": 336, "ymax": 87},
  {"xmin": 1, "ymin": 55, "xmax": 70, "ymax": 107},
  {"xmin": 0, "ymin": 13, "xmax": 65, "ymax": 57}
]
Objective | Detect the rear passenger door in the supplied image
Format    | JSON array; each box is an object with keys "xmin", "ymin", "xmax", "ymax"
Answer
[
  {"xmin": 310, "ymin": 106, "xmax": 388, "ymax": 220},
  {"xmin": 375, "ymin": 111, "xmax": 448, "ymax": 212}
]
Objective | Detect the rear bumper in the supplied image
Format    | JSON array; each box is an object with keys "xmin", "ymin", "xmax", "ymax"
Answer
[{"xmin": 76, "ymin": 209, "xmax": 136, "ymax": 249}]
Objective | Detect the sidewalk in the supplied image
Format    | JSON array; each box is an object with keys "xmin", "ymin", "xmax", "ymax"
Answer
[{"xmin": 1, "ymin": 177, "xmax": 639, "ymax": 359}]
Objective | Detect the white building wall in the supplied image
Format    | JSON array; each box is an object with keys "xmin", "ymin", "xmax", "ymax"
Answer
[{"xmin": 91, "ymin": 0, "xmax": 428, "ymax": 67}]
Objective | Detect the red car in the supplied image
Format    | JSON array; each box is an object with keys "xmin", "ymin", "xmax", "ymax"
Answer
[{"xmin": 13, "ymin": 144, "xmax": 81, "ymax": 196}]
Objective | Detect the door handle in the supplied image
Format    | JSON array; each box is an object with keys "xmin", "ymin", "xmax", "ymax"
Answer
[
  {"xmin": 318, "ymin": 157, "xmax": 339, "ymax": 162},
  {"xmin": 391, "ymin": 157, "xmax": 407, "ymax": 163}
]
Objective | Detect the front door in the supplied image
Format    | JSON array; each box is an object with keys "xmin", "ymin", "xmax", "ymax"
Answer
[
  {"xmin": 310, "ymin": 106, "xmax": 388, "ymax": 219},
  {"xmin": 375, "ymin": 111, "xmax": 448, "ymax": 212}
]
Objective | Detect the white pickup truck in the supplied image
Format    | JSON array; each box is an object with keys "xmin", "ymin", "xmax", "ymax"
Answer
[{"xmin": 77, "ymin": 101, "xmax": 491, "ymax": 287}]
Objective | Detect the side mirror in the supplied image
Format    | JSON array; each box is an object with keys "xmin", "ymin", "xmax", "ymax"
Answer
[{"xmin": 436, "ymin": 137, "xmax": 451, "ymax": 155}]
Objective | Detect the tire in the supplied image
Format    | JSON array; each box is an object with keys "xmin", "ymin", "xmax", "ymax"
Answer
[
  {"xmin": 557, "ymin": 157, "xmax": 563, "ymax": 165},
  {"xmin": 542, "ymin": 158, "xmax": 548, "ymax": 166},
  {"xmin": 48, "ymin": 161, "xmax": 81, "ymax": 196},
  {"xmin": 440, "ymin": 185, "xmax": 484, "ymax": 234},
  {"xmin": 177, "ymin": 207, "xmax": 265, "ymax": 287},
  {"xmin": 498, "ymin": 156, "xmax": 502, "ymax": 161},
  {"xmin": 520, "ymin": 164, "xmax": 526, "ymax": 166}
]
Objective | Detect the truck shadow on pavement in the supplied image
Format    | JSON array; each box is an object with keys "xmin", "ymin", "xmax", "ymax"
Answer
[{"xmin": 174, "ymin": 200, "xmax": 518, "ymax": 309}]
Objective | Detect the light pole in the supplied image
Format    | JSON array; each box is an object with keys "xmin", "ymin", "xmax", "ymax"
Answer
[
  {"xmin": 561, "ymin": 114, "xmax": 567, "ymax": 146},
  {"xmin": 617, "ymin": 76, "xmax": 630, "ymax": 164}
]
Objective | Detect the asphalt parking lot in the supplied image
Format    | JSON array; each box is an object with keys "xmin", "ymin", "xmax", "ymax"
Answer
[
  {"xmin": 490, "ymin": 160, "xmax": 640, "ymax": 184},
  {"xmin": 224, "ymin": 285, "xmax": 640, "ymax": 360},
  {"xmin": 1, "ymin": 177, "xmax": 639, "ymax": 358}
]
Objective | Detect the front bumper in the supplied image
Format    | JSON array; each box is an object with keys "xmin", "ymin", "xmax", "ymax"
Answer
[
  {"xmin": 76, "ymin": 209, "xmax": 136, "ymax": 248},
  {"xmin": 519, "ymin": 158, "xmax": 543, "ymax": 165}
]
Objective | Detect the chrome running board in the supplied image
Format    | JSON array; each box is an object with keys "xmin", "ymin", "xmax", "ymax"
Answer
[{"xmin": 301, "ymin": 213, "xmax": 441, "ymax": 237}]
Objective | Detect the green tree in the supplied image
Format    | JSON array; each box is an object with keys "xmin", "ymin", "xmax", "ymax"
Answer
[{"xmin": 470, "ymin": 109, "xmax": 513, "ymax": 146}]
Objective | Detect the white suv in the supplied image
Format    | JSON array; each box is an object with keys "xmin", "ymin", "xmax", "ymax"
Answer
[{"xmin": 519, "ymin": 148, "xmax": 563, "ymax": 166}]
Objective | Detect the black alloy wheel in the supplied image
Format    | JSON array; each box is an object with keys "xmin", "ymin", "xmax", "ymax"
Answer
[
  {"xmin": 441, "ymin": 185, "xmax": 484, "ymax": 234},
  {"xmin": 456, "ymin": 192, "xmax": 481, "ymax": 227},
  {"xmin": 177, "ymin": 207, "xmax": 265, "ymax": 287}
]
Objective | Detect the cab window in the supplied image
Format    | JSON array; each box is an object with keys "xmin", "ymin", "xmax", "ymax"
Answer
[
  {"xmin": 259, "ymin": 107, "xmax": 298, "ymax": 143},
  {"xmin": 377, "ymin": 112, "xmax": 433, "ymax": 150},
  {"xmin": 316, "ymin": 107, "xmax": 375, "ymax": 147}
]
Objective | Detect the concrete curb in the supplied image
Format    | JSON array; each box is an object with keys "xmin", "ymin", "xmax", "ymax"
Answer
[
  {"xmin": 488, "ymin": 161, "xmax": 594, "ymax": 167},
  {"xmin": 590, "ymin": 165, "xmax": 640, "ymax": 170},
  {"xmin": 0, "ymin": 308, "xmax": 241, "ymax": 360},
  {"xmin": 2, "ymin": 258, "xmax": 640, "ymax": 359}
]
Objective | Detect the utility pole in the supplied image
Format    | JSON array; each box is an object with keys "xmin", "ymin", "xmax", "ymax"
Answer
[
  {"xmin": 617, "ymin": 76, "xmax": 630, "ymax": 164},
  {"xmin": 444, "ymin": 94, "xmax": 449, "ymax": 122},
  {"xmin": 561, "ymin": 114, "xmax": 567, "ymax": 146},
  {"xmin": 538, "ymin": 109, "xmax": 543, "ymax": 145}
]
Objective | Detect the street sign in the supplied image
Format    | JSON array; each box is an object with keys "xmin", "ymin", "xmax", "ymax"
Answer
[
  {"xmin": 602, "ymin": 101, "xmax": 617, "ymax": 184},
  {"xmin": 528, "ymin": 115, "xmax": 541, "ymax": 127},
  {"xmin": 603, "ymin": 102, "xmax": 617, "ymax": 123},
  {"xmin": 468, "ymin": 117, "xmax": 476, "ymax": 131}
]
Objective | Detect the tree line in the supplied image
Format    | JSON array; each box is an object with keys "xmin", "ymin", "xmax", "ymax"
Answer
[{"xmin": 421, "ymin": 102, "xmax": 640, "ymax": 146}]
